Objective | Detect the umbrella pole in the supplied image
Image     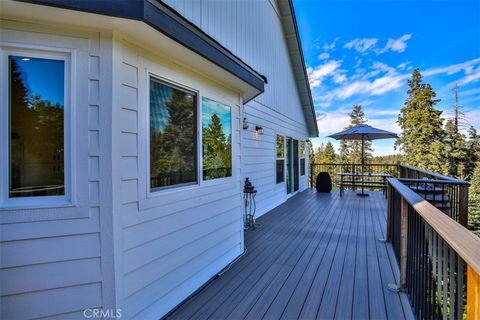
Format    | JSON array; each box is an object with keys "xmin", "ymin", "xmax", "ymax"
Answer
[{"xmin": 358, "ymin": 134, "xmax": 369, "ymax": 197}]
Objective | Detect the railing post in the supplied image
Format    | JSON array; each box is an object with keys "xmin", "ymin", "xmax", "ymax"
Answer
[
  {"xmin": 400, "ymin": 197, "xmax": 409, "ymax": 291},
  {"xmin": 467, "ymin": 265, "xmax": 480, "ymax": 320},
  {"xmin": 386, "ymin": 183, "xmax": 392, "ymax": 241},
  {"xmin": 459, "ymin": 184, "xmax": 469, "ymax": 227}
]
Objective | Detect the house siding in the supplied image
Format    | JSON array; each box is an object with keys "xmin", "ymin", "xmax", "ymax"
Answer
[
  {"xmin": 163, "ymin": 0, "xmax": 310, "ymax": 216},
  {"xmin": 0, "ymin": 21, "xmax": 110, "ymax": 319},
  {"xmin": 112, "ymin": 38, "xmax": 244, "ymax": 319}
]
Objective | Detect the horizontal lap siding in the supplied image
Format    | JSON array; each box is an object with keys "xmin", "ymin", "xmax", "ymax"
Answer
[
  {"xmin": 0, "ymin": 25, "xmax": 105, "ymax": 319},
  {"xmin": 163, "ymin": 0, "xmax": 311, "ymax": 216},
  {"xmin": 116, "ymin": 41, "xmax": 243, "ymax": 319}
]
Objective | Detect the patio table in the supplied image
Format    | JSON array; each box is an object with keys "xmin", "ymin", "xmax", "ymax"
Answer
[{"xmin": 338, "ymin": 172, "xmax": 392, "ymax": 196}]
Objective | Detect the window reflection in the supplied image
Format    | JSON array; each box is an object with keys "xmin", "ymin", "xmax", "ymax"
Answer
[
  {"xmin": 9, "ymin": 56, "xmax": 65, "ymax": 198},
  {"xmin": 202, "ymin": 97, "xmax": 232, "ymax": 180},
  {"xmin": 150, "ymin": 78, "xmax": 197, "ymax": 190}
]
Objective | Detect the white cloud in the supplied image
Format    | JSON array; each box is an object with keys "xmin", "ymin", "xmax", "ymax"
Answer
[
  {"xmin": 344, "ymin": 38, "xmax": 378, "ymax": 53},
  {"xmin": 397, "ymin": 62, "xmax": 410, "ymax": 70},
  {"xmin": 424, "ymin": 57, "xmax": 480, "ymax": 77},
  {"xmin": 378, "ymin": 34, "xmax": 412, "ymax": 53},
  {"xmin": 322, "ymin": 37, "xmax": 341, "ymax": 51},
  {"xmin": 318, "ymin": 52, "xmax": 330, "ymax": 60},
  {"xmin": 333, "ymin": 73, "xmax": 409, "ymax": 100},
  {"xmin": 333, "ymin": 73, "xmax": 348, "ymax": 84},
  {"xmin": 458, "ymin": 66, "xmax": 480, "ymax": 85},
  {"xmin": 307, "ymin": 60, "xmax": 343, "ymax": 88}
]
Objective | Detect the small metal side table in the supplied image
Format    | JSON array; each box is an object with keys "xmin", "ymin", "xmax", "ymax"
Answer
[{"xmin": 243, "ymin": 189, "xmax": 257, "ymax": 230}]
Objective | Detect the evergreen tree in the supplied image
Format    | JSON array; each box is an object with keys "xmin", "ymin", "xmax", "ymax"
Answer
[
  {"xmin": 469, "ymin": 163, "xmax": 480, "ymax": 237},
  {"xmin": 444, "ymin": 83, "xmax": 468, "ymax": 178},
  {"xmin": 465, "ymin": 126, "xmax": 480, "ymax": 180},
  {"xmin": 444, "ymin": 119, "xmax": 467, "ymax": 178},
  {"xmin": 320, "ymin": 141, "xmax": 337, "ymax": 163},
  {"xmin": 202, "ymin": 114, "xmax": 231, "ymax": 179},
  {"xmin": 339, "ymin": 104, "xmax": 373, "ymax": 164},
  {"xmin": 396, "ymin": 68, "xmax": 446, "ymax": 173},
  {"xmin": 307, "ymin": 140, "xmax": 315, "ymax": 165}
]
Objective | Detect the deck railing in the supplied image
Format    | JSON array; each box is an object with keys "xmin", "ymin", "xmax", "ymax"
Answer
[
  {"xmin": 310, "ymin": 163, "xmax": 469, "ymax": 227},
  {"xmin": 310, "ymin": 163, "xmax": 399, "ymax": 189},
  {"xmin": 386, "ymin": 178, "xmax": 480, "ymax": 320}
]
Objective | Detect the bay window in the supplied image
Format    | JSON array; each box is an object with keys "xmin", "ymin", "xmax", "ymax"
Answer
[
  {"xmin": 202, "ymin": 97, "xmax": 232, "ymax": 180},
  {"xmin": 6, "ymin": 54, "xmax": 66, "ymax": 198},
  {"xmin": 149, "ymin": 77, "xmax": 197, "ymax": 190}
]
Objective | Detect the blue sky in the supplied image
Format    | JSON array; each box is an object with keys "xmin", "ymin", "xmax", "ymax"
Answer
[
  {"xmin": 293, "ymin": 0, "xmax": 480, "ymax": 155},
  {"xmin": 202, "ymin": 97, "xmax": 231, "ymax": 137},
  {"xmin": 14, "ymin": 56, "xmax": 64, "ymax": 106}
]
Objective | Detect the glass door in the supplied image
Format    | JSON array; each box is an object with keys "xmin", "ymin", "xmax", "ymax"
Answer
[
  {"xmin": 286, "ymin": 137, "xmax": 292, "ymax": 194},
  {"xmin": 293, "ymin": 139, "xmax": 299, "ymax": 192}
]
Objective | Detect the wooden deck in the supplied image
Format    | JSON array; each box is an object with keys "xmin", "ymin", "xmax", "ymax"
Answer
[{"xmin": 168, "ymin": 189, "xmax": 414, "ymax": 320}]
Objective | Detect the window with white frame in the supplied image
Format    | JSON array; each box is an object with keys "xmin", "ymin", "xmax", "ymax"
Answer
[
  {"xmin": 202, "ymin": 97, "xmax": 232, "ymax": 180},
  {"xmin": 3, "ymin": 53, "xmax": 67, "ymax": 199},
  {"xmin": 149, "ymin": 77, "xmax": 197, "ymax": 191},
  {"xmin": 276, "ymin": 134, "xmax": 285, "ymax": 183},
  {"xmin": 300, "ymin": 141, "xmax": 306, "ymax": 176}
]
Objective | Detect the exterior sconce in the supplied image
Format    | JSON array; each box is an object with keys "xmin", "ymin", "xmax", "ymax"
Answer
[
  {"xmin": 255, "ymin": 125, "xmax": 264, "ymax": 135},
  {"xmin": 243, "ymin": 116, "xmax": 249, "ymax": 130}
]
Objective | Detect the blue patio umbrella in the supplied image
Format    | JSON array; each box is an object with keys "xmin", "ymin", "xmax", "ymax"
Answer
[{"xmin": 328, "ymin": 124, "xmax": 398, "ymax": 196}]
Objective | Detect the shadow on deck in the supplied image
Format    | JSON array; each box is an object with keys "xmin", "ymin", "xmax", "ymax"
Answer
[{"xmin": 168, "ymin": 189, "xmax": 414, "ymax": 319}]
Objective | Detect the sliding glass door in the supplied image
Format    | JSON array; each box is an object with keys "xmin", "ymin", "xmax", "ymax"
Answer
[
  {"xmin": 286, "ymin": 138, "xmax": 299, "ymax": 194},
  {"xmin": 293, "ymin": 139, "xmax": 299, "ymax": 192},
  {"xmin": 286, "ymin": 138, "xmax": 292, "ymax": 194}
]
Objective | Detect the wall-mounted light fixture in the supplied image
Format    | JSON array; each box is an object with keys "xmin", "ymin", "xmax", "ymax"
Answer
[
  {"xmin": 255, "ymin": 125, "xmax": 264, "ymax": 135},
  {"xmin": 242, "ymin": 108, "xmax": 249, "ymax": 130},
  {"xmin": 243, "ymin": 116, "xmax": 249, "ymax": 130}
]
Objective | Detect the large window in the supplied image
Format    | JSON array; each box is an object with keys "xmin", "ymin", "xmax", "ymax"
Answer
[
  {"xmin": 8, "ymin": 55, "xmax": 65, "ymax": 198},
  {"xmin": 300, "ymin": 141, "xmax": 306, "ymax": 176},
  {"xmin": 276, "ymin": 134, "xmax": 285, "ymax": 183},
  {"xmin": 149, "ymin": 78, "xmax": 197, "ymax": 190},
  {"xmin": 202, "ymin": 97, "xmax": 232, "ymax": 180}
]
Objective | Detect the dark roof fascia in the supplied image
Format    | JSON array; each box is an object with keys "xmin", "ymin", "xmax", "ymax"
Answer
[
  {"xmin": 16, "ymin": 0, "xmax": 265, "ymax": 93},
  {"xmin": 287, "ymin": 0, "xmax": 319, "ymax": 136}
]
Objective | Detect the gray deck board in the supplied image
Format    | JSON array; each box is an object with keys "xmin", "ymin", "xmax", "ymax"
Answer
[{"xmin": 167, "ymin": 189, "xmax": 414, "ymax": 320}]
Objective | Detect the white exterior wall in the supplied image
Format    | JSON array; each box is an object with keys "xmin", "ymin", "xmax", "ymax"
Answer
[
  {"xmin": 111, "ymin": 36, "xmax": 244, "ymax": 319},
  {"xmin": 0, "ymin": 1, "xmax": 313, "ymax": 319},
  {"xmin": 164, "ymin": 0, "xmax": 311, "ymax": 215},
  {"xmin": 0, "ymin": 21, "xmax": 115, "ymax": 319}
]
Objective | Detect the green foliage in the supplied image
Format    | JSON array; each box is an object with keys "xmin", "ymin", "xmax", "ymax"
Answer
[
  {"xmin": 202, "ymin": 114, "xmax": 232, "ymax": 180},
  {"xmin": 150, "ymin": 88, "xmax": 196, "ymax": 185},
  {"xmin": 312, "ymin": 142, "xmax": 338, "ymax": 164},
  {"xmin": 464, "ymin": 126, "xmax": 480, "ymax": 180},
  {"xmin": 444, "ymin": 118, "xmax": 467, "ymax": 178},
  {"xmin": 469, "ymin": 163, "xmax": 480, "ymax": 237},
  {"xmin": 339, "ymin": 104, "xmax": 373, "ymax": 164},
  {"xmin": 396, "ymin": 69, "xmax": 446, "ymax": 173}
]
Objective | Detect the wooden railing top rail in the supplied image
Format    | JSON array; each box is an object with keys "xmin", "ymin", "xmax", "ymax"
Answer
[
  {"xmin": 399, "ymin": 163, "xmax": 468, "ymax": 183},
  {"xmin": 398, "ymin": 177, "xmax": 470, "ymax": 185},
  {"xmin": 388, "ymin": 177, "xmax": 480, "ymax": 275},
  {"xmin": 311, "ymin": 163, "xmax": 398, "ymax": 166}
]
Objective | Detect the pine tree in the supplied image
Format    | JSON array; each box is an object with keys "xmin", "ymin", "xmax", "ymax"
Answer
[
  {"xmin": 469, "ymin": 163, "xmax": 480, "ymax": 237},
  {"xmin": 465, "ymin": 126, "xmax": 480, "ymax": 180},
  {"xmin": 396, "ymin": 68, "xmax": 445, "ymax": 173},
  {"xmin": 339, "ymin": 104, "xmax": 373, "ymax": 164},
  {"xmin": 444, "ymin": 84, "xmax": 468, "ymax": 178},
  {"xmin": 444, "ymin": 119, "xmax": 467, "ymax": 178},
  {"xmin": 320, "ymin": 141, "xmax": 337, "ymax": 163}
]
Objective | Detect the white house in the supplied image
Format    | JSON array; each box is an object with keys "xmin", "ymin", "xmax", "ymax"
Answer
[{"xmin": 0, "ymin": 0, "xmax": 318, "ymax": 318}]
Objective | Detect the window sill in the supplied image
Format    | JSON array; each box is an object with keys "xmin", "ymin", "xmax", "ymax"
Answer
[
  {"xmin": 0, "ymin": 198, "xmax": 89, "ymax": 224},
  {"xmin": 139, "ymin": 175, "xmax": 237, "ymax": 212}
]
